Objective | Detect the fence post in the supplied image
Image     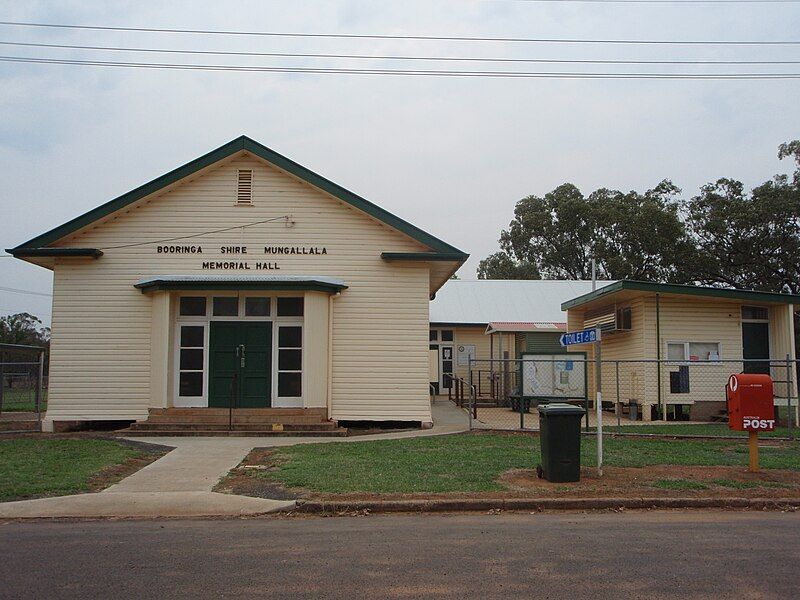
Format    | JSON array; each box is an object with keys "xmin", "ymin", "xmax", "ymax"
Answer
[
  {"xmin": 468, "ymin": 359, "xmax": 474, "ymax": 430},
  {"xmin": 0, "ymin": 350, "xmax": 4, "ymax": 414},
  {"xmin": 35, "ymin": 351, "xmax": 44, "ymax": 429},
  {"xmin": 787, "ymin": 354, "xmax": 794, "ymax": 441},
  {"xmin": 616, "ymin": 360, "xmax": 621, "ymax": 428},
  {"xmin": 595, "ymin": 331, "xmax": 603, "ymax": 477}
]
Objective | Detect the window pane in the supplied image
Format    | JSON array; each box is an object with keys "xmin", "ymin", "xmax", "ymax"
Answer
[
  {"xmin": 441, "ymin": 330, "xmax": 454, "ymax": 342},
  {"xmin": 279, "ymin": 349, "xmax": 302, "ymax": 371},
  {"xmin": 278, "ymin": 326, "xmax": 302, "ymax": 348},
  {"xmin": 689, "ymin": 342, "xmax": 720, "ymax": 361},
  {"xmin": 278, "ymin": 372, "xmax": 302, "ymax": 397},
  {"xmin": 180, "ymin": 349, "xmax": 204, "ymax": 370},
  {"xmin": 180, "ymin": 325, "xmax": 204, "ymax": 348},
  {"xmin": 277, "ymin": 297, "xmax": 304, "ymax": 317},
  {"xmin": 429, "ymin": 330, "xmax": 438, "ymax": 341},
  {"xmin": 179, "ymin": 372, "xmax": 203, "ymax": 397},
  {"xmin": 667, "ymin": 343, "xmax": 685, "ymax": 361},
  {"xmin": 213, "ymin": 297, "xmax": 239, "ymax": 317},
  {"xmin": 742, "ymin": 306, "xmax": 768, "ymax": 321},
  {"xmin": 245, "ymin": 297, "xmax": 270, "ymax": 317},
  {"xmin": 179, "ymin": 296, "xmax": 206, "ymax": 316}
]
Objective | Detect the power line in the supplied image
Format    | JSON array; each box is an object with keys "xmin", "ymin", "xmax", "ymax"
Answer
[
  {"xmin": 98, "ymin": 215, "xmax": 292, "ymax": 249},
  {"xmin": 1, "ymin": 20, "xmax": 799, "ymax": 45},
  {"xmin": 2, "ymin": 55, "xmax": 800, "ymax": 78},
  {"xmin": 2, "ymin": 40, "xmax": 799, "ymax": 66},
  {"xmin": 0, "ymin": 286, "xmax": 52, "ymax": 298},
  {"xmin": 509, "ymin": 0, "xmax": 800, "ymax": 3}
]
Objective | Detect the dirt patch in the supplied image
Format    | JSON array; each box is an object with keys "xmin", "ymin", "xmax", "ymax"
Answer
[
  {"xmin": 496, "ymin": 465, "xmax": 800, "ymax": 498},
  {"xmin": 215, "ymin": 448, "xmax": 301, "ymax": 501},
  {"xmin": 85, "ymin": 445, "xmax": 170, "ymax": 493}
]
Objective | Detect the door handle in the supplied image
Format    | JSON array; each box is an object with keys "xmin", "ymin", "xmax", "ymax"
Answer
[{"xmin": 239, "ymin": 344, "xmax": 246, "ymax": 368}]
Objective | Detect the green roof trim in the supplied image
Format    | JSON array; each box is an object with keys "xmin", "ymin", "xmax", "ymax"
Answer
[
  {"xmin": 561, "ymin": 280, "xmax": 800, "ymax": 311},
  {"xmin": 135, "ymin": 276, "xmax": 348, "ymax": 294},
  {"xmin": 6, "ymin": 247, "xmax": 103, "ymax": 258},
  {"xmin": 382, "ymin": 252, "xmax": 469, "ymax": 262},
  {"xmin": 10, "ymin": 135, "xmax": 467, "ymax": 257}
]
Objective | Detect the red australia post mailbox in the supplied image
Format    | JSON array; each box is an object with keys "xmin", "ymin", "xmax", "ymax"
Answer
[{"xmin": 726, "ymin": 373, "xmax": 775, "ymax": 432}]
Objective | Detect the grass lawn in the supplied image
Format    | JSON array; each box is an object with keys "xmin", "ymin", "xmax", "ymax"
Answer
[
  {"xmin": 0, "ymin": 438, "xmax": 147, "ymax": 502},
  {"xmin": 249, "ymin": 432, "xmax": 800, "ymax": 495}
]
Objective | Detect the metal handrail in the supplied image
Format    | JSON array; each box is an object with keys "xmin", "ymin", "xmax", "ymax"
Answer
[
  {"xmin": 228, "ymin": 373, "xmax": 238, "ymax": 431},
  {"xmin": 449, "ymin": 375, "xmax": 477, "ymax": 419}
]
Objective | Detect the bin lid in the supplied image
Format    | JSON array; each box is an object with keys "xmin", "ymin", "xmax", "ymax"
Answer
[{"xmin": 537, "ymin": 403, "xmax": 586, "ymax": 416}]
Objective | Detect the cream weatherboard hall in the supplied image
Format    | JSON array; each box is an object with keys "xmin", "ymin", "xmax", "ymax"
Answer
[{"xmin": 8, "ymin": 136, "xmax": 468, "ymax": 432}]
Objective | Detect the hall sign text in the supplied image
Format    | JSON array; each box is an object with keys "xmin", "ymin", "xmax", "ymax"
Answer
[{"xmin": 154, "ymin": 244, "xmax": 329, "ymax": 270}]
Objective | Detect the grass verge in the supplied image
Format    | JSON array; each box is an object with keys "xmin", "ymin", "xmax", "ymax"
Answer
[
  {"xmin": 0, "ymin": 437, "xmax": 161, "ymax": 502},
  {"xmin": 236, "ymin": 432, "xmax": 800, "ymax": 495}
]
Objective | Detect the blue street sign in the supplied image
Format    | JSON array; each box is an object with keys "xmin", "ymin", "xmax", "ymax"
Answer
[{"xmin": 559, "ymin": 328, "xmax": 601, "ymax": 347}]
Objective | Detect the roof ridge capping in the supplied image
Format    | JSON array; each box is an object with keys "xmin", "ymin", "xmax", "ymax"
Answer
[
  {"xmin": 561, "ymin": 279, "xmax": 800, "ymax": 311},
  {"xmin": 9, "ymin": 135, "xmax": 467, "ymax": 259}
]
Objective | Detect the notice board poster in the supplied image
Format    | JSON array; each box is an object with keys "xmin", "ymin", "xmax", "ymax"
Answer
[{"xmin": 457, "ymin": 344, "xmax": 476, "ymax": 366}]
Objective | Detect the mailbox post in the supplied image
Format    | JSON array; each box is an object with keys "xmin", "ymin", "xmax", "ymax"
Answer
[{"xmin": 726, "ymin": 373, "xmax": 775, "ymax": 472}]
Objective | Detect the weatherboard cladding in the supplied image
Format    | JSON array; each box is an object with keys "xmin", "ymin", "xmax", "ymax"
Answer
[
  {"xmin": 10, "ymin": 135, "xmax": 467, "ymax": 260},
  {"xmin": 42, "ymin": 153, "xmax": 436, "ymax": 422},
  {"xmin": 522, "ymin": 332, "xmax": 563, "ymax": 354}
]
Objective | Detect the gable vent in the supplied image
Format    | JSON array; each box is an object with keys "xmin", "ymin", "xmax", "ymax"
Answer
[{"xmin": 236, "ymin": 169, "xmax": 254, "ymax": 205}]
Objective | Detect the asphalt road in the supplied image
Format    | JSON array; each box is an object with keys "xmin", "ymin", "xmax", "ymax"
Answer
[{"xmin": 1, "ymin": 511, "xmax": 798, "ymax": 599}]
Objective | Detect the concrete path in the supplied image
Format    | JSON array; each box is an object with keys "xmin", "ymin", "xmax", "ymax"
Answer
[{"xmin": 0, "ymin": 400, "xmax": 469, "ymax": 519}]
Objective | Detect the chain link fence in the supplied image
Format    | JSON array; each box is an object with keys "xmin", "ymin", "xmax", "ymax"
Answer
[
  {"xmin": 0, "ymin": 343, "xmax": 48, "ymax": 429},
  {"xmin": 462, "ymin": 357, "xmax": 798, "ymax": 437}
]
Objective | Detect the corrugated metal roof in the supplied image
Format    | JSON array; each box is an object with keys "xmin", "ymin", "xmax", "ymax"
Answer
[
  {"xmin": 430, "ymin": 279, "xmax": 615, "ymax": 325},
  {"xmin": 486, "ymin": 322, "xmax": 567, "ymax": 333}
]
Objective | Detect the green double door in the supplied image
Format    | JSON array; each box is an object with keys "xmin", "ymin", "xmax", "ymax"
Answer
[{"xmin": 208, "ymin": 321, "xmax": 272, "ymax": 408}]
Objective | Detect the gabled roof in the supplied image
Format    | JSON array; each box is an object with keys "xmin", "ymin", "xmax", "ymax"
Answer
[
  {"xmin": 8, "ymin": 135, "xmax": 468, "ymax": 261},
  {"xmin": 429, "ymin": 279, "xmax": 616, "ymax": 326},
  {"xmin": 561, "ymin": 280, "xmax": 800, "ymax": 310}
]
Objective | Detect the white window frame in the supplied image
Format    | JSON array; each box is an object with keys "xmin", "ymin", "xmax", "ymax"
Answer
[
  {"xmin": 174, "ymin": 322, "xmax": 209, "ymax": 407},
  {"xmin": 666, "ymin": 340, "xmax": 722, "ymax": 363},
  {"xmin": 741, "ymin": 305, "xmax": 770, "ymax": 323},
  {"xmin": 172, "ymin": 292, "xmax": 304, "ymax": 408},
  {"xmin": 275, "ymin": 322, "xmax": 303, "ymax": 406}
]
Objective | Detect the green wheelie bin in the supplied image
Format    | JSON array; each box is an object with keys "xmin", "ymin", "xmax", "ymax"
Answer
[{"xmin": 537, "ymin": 403, "xmax": 586, "ymax": 483}]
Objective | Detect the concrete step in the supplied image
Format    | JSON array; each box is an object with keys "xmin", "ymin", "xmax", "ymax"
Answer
[
  {"xmin": 148, "ymin": 408, "xmax": 327, "ymax": 417},
  {"xmin": 144, "ymin": 415, "xmax": 330, "ymax": 425}
]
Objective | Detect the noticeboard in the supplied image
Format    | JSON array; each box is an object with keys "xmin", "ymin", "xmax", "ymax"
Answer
[{"xmin": 520, "ymin": 353, "xmax": 587, "ymax": 400}]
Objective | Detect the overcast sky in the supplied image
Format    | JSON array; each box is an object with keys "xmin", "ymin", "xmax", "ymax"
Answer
[{"xmin": 1, "ymin": 1, "xmax": 799, "ymax": 324}]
